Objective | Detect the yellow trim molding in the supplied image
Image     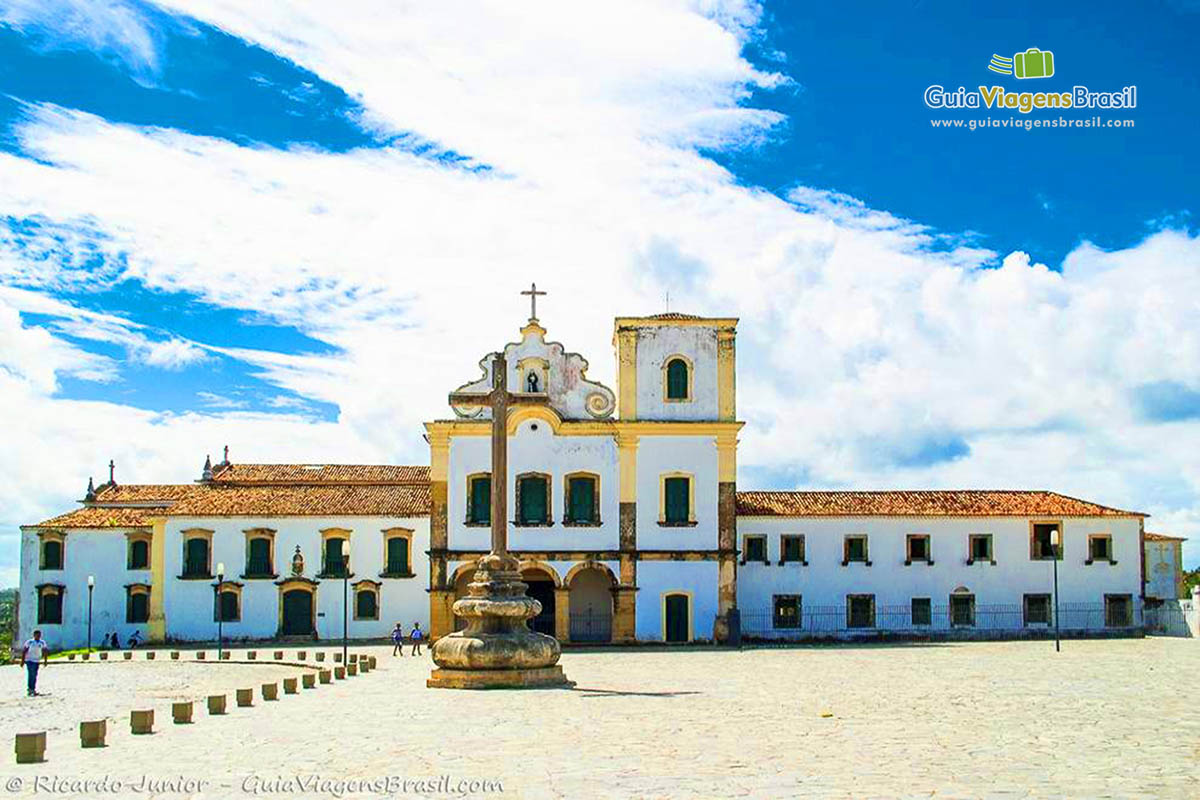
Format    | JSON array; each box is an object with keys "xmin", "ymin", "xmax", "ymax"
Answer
[
  {"xmin": 658, "ymin": 471, "xmax": 697, "ymax": 525},
  {"xmin": 148, "ymin": 517, "xmax": 166, "ymax": 641},
  {"xmin": 562, "ymin": 471, "xmax": 602, "ymax": 525},
  {"xmin": 382, "ymin": 527, "xmax": 414, "ymax": 574},
  {"xmin": 181, "ymin": 528, "xmax": 214, "ymax": 577},
  {"xmin": 352, "ymin": 579, "xmax": 381, "ymax": 620},
  {"xmin": 213, "ymin": 582, "xmax": 242, "ymax": 622},
  {"xmin": 125, "ymin": 530, "xmax": 152, "ymax": 570},
  {"xmin": 616, "ymin": 328, "xmax": 638, "ymax": 421},
  {"xmin": 661, "ymin": 353, "xmax": 694, "ymax": 403},
  {"xmin": 717, "ymin": 328, "xmax": 736, "ymax": 421},
  {"xmin": 660, "ymin": 590, "xmax": 694, "ymax": 642}
]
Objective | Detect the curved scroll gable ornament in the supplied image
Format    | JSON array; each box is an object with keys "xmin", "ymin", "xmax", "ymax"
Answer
[{"xmin": 449, "ymin": 325, "xmax": 616, "ymax": 421}]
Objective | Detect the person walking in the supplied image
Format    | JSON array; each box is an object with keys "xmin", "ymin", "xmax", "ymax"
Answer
[
  {"xmin": 22, "ymin": 630, "xmax": 50, "ymax": 697},
  {"xmin": 409, "ymin": 622, "xmax": 423, "ymax": 656},
  {"xmin": 391, "ymin": 623, "xmax": 405, "ymax": 657}
]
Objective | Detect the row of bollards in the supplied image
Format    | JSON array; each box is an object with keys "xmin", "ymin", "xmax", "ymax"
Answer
[
  {"xmin": 63, "ymin": 649, "xmax": 367, "ymax": 663},
  {"xmin": 14, "ymin": 654, "xmax": 378, "ymax": 763}
]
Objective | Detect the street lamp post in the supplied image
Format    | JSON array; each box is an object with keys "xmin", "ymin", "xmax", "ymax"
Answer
[
  {"xmin": 1051, "ymin": 530, "xmax": 1061, "ymax": 653},
  {"xmin": 342, "ymin": 555, "xmax": 350, "ymax": 666},
  {"xmin": 86, "ymin": 575, "xmax": 95, "ymax": 653},
  {"xmin": 216, "ymin": 562, "xmax": 226, "ymax": 661}
]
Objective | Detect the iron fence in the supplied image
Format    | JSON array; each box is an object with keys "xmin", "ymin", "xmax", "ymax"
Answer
[
  {"xmin": 740, "ymin": 602, "xmax": 1136, "ymax": 638},
  {"xmin": 569, "ymin": 610, "xmax": 613, "ymax": 643}
]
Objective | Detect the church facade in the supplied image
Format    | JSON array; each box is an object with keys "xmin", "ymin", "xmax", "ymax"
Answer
[{"xmin": 17, "ymin": 310, "xmax": 1148, "ymax": 649}]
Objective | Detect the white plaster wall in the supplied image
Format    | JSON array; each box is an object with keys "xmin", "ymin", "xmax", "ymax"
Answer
[
  {"xmin": 1144, "ymin": 540, "xmax": 1181, "ymax": 600},
  {"xmin": 17, "ymin": 528, "xmax": 149, "ymax": 650},
  {"xmin": 162, "ymin": 515, "xmax": 429, "ymax": 643},
  {"xmin": 635, "ymin": 436, "xmax": 719, "ymax": 550},
  {"xmin": 447, "ymin": 420, "xmax": 620, "ymax": 552},
  {"xmin": 635, "ymin": 560, "xmax": 720, "ymax": 642},
  {"xmin": 633, "ymin": 326, "xmax": 719, "ymax": 421},
  {"xmin": 736, "ymin": 516, "xmax": 1143, "ymax": 633}
]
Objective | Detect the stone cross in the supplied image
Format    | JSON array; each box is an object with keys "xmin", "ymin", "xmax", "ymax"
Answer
[
  {"xmin": 449, "ymin": 354, "xmax": 548, "ymax": 555},
  {"xmin": 520, "ymin": 282, "xmax": 546, "ymax": 321}
]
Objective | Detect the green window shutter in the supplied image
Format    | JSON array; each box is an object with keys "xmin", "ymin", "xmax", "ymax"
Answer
[
  {"xmin": 519, "ymin": 477, "xmax": 548, "ymax": 525},
  {"xmin": 356, "ymin": 590, "xmax": 377, "ymax": 619},
  {"xmin": 324, "ymin": 538, "xmax": 345, "ymax": 575},
  {"xmin": 470, "ymin": 476, "xmax": 491, "ymax": 524},
  {"xmin": 185, "ymin": 538, "xmax": 208, "ymax": 576},
  {"xmin": 130, "ymin": 539, "xmax": 149, "ymax": 570},
  {"xmin": 568, "ymin": 477, "xmax": 595, "ymax": 523},
  {"xmin": 387, "ymin": 537, "xmax": 409, "ymax": 574},
  {"xmin": 218, "ymin": 590, "xmax": 238, "ymax": 622},
  {"xmin": 664, "ymin": 477, "xmax": 689, "ymax": 524},
  {"xmin": 666, "ymin": 359, "xmax": 689, "ymax": 399},
  {"xmin": 247, "ymin": 538, "xmax": 271, "ymax": 575}
]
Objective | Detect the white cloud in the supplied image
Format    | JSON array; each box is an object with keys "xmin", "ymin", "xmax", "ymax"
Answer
[
  {"xmin": 0, "ymin": 0, "xmax": 1197, "ymax": 583},
  {"xmin": 0, "ymin": 0, "xmax": 163, "ymax": 80}
]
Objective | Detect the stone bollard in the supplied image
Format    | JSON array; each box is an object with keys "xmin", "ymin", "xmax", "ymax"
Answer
[
  {"xmin": 347, "ymin": 663, "xmax": 358, "ymax": 677},
  {"xmin": 80, "ymin": 720, "xmax": 107, "ymax": 748},
  {"xmin": 283, "ymin": 678, "xmax": 298, "ymax": 694},
  {"xmin": 171, "ymin": 651, "xmax": 180, "ymax": 660},
  {"xmin": 172, "ymin": 702, "xmax": 194, "ymax": 724},
  {"xmin": 349, "ymin": 654, "xmax": 358, "ymax": 663},
  {"xmin": 334, "ymin": 666, "xmax": 346, "ymax": 680},
  {"xmin": 82, "ymin": 652, "xmax": 90, "ymax": 661},
  {"xmin": 274, "ymin": 650, "xmax": 284, "ymax": 661},
  {"xmin": 319, "ymin": 669, "xmax": 332, "ymax": 684},
  {"xmin": 315, "ymin": 652, "xmax": 326, "ymax": 662},
  {"xmin": 99, "ymin": 652, "xmax": 109, "ymax": 661},
  {"xmin": 236, "ymin": 689, "xmax": 254, "ymax": 707},
  {"xmin": 334, "ymin": 652, "xmax": 343, "ymax": 663},
  {"xmin": 262, "ymin": 683, "xmax": 278, "ymax": 701},
  {"xmin": 68, "ymin": 653, "xmax": 76, "ymax": 661},
  {"xmin": 302, "ymin": 673, "xmax": 316, "ymax": 689},
  {"xmin": 297, "ymin": 650, "xmax": 307, "ymax": 660},
  {"xmin": 359, "ymin": 660, "xmax": 370, "ymax": 674},
  {"xmin": 145, "ymin": 652, "xmax": 156, "ymax": 660},
  {"xmin": 14, "ymin": 732, "xmax": 46, "ymax": 763},
  {"xmin": 220, "ymin": 651, "xmax": 231, "ymax": 661},
  {"xmin": 197, "ymin": 651, "xmax": 206, "ymax": 660},
  {"xmin": 123, "ymin": 652, "xmax": 132, "ymax": 660},
  {"xmin": 369, "ymin": 656, "xmax": 377, "ymax": 669},
  {"xmin": 248, "ymin": 651, "xmax": 257, "ymax": 660},
  {"xmin": 207, "ymin": 695, "xmax": 226, "ymax": 715},
  {"xmin": 130, "ymin": 709, "xmax": 154, "ymax": 735}
]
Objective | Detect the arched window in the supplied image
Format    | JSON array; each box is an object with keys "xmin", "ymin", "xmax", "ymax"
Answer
[
  {"xmin": 40, "ymin": 539, "xmax": 63, "ymax": 570},
  {"xmin": 664, "ymin": 357, "xmax": 691, "ymax": 401},
  {"xmin": 466, "ymin": 473, "xmax": 491, "ymax": 525},
  {"xmin": 182, "ymin": 535, "xmax": 211, "ymax": 578},
  {"xmin": 320, "ymin": 529, "xmax": 351, "ymax": 577},
  {"xmin": 37, "ymin": 585, "xmax": 63, "ymax": 624},
  {"xmin": 516, "ymin": 473, "xmax": 551, "ymax": 526},
  {"xmin": 354, "ymin": 583, "xmax": 380, "ymax": 620},
  {"xmin": 126, "ymin": 585, "xmax": 150, "ymax": 623},
  {"xmin": 214, "ymin": 585, "xmax": 241, "ymax": 622},
  {"xmin": 127, "ymin": 534, "xmax": 150, "ymax": 570}
]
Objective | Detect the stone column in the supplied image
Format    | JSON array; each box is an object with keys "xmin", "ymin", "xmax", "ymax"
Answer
[
  {"xmin": 714, "ymin": 430, "xmax": 739, "ymax": 644},
  {"xmin": 611, "ymin": 585, "xmax": 638, "ymax": 644},
  {"xmin": 617, "ymin": 431, "xmax": 639, "ymax": 641},
  {"xmin": 554, "ymin": 587, "xmax": 571, "ymax": 642},
  {"xmin": 147, "ymin": 517, "xmax": 167, "ymax": 643},
  {"xmin": 616, "ymin": 328, "xmax": 638, "ymax": 421},
  {"xmin": 427, "ymin": 429, "xmax": 451, "ymax": 638}
]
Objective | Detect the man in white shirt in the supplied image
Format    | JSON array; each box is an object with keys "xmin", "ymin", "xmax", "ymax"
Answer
[{"xmin": 21, "ymin": 630, "xmax": 50, "ymax": 697}]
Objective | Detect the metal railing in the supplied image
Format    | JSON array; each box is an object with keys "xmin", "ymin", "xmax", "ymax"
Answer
[
  {"xmin": 741, "ymin": 602, "xmax": 1136, "ymax": 638},
  {"xmin": 569, "ymin": 610, "xmax": 613, "ymax": 643}
]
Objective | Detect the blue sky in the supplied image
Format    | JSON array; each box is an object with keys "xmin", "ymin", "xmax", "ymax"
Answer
[{"xmin": 0, "ymin": 0, "xmax": 1197, "ymax": 582}]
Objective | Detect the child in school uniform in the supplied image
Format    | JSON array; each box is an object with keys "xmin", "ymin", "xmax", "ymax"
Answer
[{"xmin": 409, "ymin": 622, "xmax": 424, "ymax": 656}]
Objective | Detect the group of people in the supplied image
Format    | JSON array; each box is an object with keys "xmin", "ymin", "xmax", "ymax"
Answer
[
  {"xmin": 100, "ymin": 630, "xmax": 141, "ymax": 649},
  {"xmin": 391, "ymin": 622, "xmax": 424, "ymax": 656}
]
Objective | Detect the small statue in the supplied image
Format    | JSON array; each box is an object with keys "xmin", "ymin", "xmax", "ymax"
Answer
[{"xmin": 291, "ymin": 545, "xmax": 304, "ymax": 576}]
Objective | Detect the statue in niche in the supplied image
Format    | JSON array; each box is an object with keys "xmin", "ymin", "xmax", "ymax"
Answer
[
  {"xmin": 291, "ymin": 545, "xmax": 305, "ymax": 577},
  {"xmin": 526, "ymin": 371, "xmax": 540, "ymax": 393}
]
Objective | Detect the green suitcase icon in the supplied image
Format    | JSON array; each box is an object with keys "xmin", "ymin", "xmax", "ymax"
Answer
[{"xmin": 1014, "ymin": 48, "xmax": 1054, "ymax": 79}]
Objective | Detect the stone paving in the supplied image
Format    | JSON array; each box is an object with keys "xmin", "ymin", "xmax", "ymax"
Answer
[{"xmin": 1, "ymin": 639, "xmax": 1196, "ymax": 798}]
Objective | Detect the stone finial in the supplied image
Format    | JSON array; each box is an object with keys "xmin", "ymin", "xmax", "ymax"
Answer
[
  {"xmin": 108, "ymin": 459, "xmax": 116, "ymax": 487},
  {"xmin": 201, "ymin": 455, "xmax": 213, "ymax": 481},
  {"xmin": 221, "ymin": 445, "xmax": 230, "ymax": 465},
  {"xmin": 291, "ymin": 545, "xmax": 304, "ymax": 576},
  {"xmin": 85, "ymin": 476, "xmax": 96, "ymax": 502}
]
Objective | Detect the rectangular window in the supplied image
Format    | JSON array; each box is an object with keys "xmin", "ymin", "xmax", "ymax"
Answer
[
  {"xmin": 773, "ymin": 595, "xmax": 801, "ymax": 629},
  {"xmin": 781, "ymin": 535, "xmax": 806, "ymax": 564},
  {"xmin": 37, "ymin": 589, "xmax": 63, "ymax": 624},
  {"xmin": 127, "ymin": 539, "xmax": 150, "ymax": 570},
  {"xmin": 1023, "ymin": 593, "xmax": 1051, "ymax": 626},
  {"xmin": 906, "ymin": 534, "xmax": 931, "ymax": 563},
  {"xmin": 324, "ymin": 538, "xmax": 346, "ymax": 577},
  {"xmin": 126, "ymin": 590, "xmax": 149, "ymax": 623},
  {"xmin": 663, "ymin": 477, "xmax": 691, "ymax": 525},
  {"xmin": 566, "ymin": 476, "xmax": 598, "ymax": 524},
  {"xmin": 468, "ymin": 475, "xmax": 491, "ymax": 525},
  {"xmin": 743, "ymin": 535, "xmax": 767, "ymax": 563},
  {"xmin": 518, "ymin": 475, "xmax": 550, "ymax": 525},
  {"xmin": 386, "ymin": 537, "xmax": 409, "ymax": 574},
  {"xmin": 1030, "ymin": 522, "xmax": 1062, "ymax": 560},
  {"xmin": 40, "ymin": 540, "xmax": 63, "ymax": 570},
  {"xmin": 1088, "ymin": 535, "xmax": 1113, "ymax": 563},
  {"xmin": 843, "ymin": 535, "xmax": 869, "ymax": 564},
  {"xmin": 355, "ymin": 589, "xmax": 379, "ymax": 620},
  {"xmin": 847, "ymin": 594, "xmax": 875, "ymax": 628},
  {"xmin": 183, "ymin": 537, "xmax": 210, "ymax": 577},
  {"xmin": 968, "ymin": 534, "xmax": 993, "ymax": 563},
  {"xmin": 1105, "ymin": 594, "xmax": 1133, "ymax": 628},
  {"xmin": 214, "ymin": 589, "xmax": 239, "ymax": 622},
  {"xmin": 950, "ymin": 594, "xmax": 976, "ymax": 627},
  {"xmin": 911, "ymin": 597, "xmax": 932, "ymax": 626},
  {"xmin": 246, "ymin": 538, "xmax": 272, "ymax": 576}
]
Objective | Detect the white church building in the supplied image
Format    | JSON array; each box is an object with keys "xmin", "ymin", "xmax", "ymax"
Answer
[{"xmin": 17, "ymin": 307, "xmax": 1148, "ymax": 648}]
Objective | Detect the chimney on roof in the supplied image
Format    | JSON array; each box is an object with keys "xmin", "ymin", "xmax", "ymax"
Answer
[
  {"xmin": 202, "ymin": 454, "xmax": 214, "ymax": 482},
  {"xmin": 85, "ymin": 476, "xmax": 96, "ymax": 502}
]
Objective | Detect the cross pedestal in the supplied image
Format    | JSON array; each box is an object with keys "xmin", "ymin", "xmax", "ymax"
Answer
[{"xmin": 428, "ymin": 351, "xmax": 573, "ymax": 689}]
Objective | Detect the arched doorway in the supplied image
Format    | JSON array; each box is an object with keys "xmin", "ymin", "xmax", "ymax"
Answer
[
  {"xmin": 522, "ymin": 567, "xmax": 557, "ymax": 636},
  {"xmin": 664, "ymin": 592, "xmax": 691, "ymax": 643},
  {"xmin": 279, "ymin": 586, "xmax": 315, "ymax": 637},
  {"xmin": 567, "ymin": 564, "xmax": 614, "ymax": 643}
]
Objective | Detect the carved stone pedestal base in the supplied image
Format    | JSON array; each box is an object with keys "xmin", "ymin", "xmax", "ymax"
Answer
[
  {"xmin": 429, "ymin": 552, "xmax": 571, "ymax": 690},
  {"xmin": 427, "ymin": 665, "xmax": 574, "ymax": 690}
]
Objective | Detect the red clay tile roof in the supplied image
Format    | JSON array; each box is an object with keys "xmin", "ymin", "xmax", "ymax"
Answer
[
  {"xmin": 648, "ymin": 312, "xmax": 702, "ymax": 320},
  {"xmin": 735, "ymin": 490, "xmax": 1145, "ymax": 518},
  {"xmin": 91, "ymin": 483, "xmax": 196, "ymax": 502},
  {"xmin": 164, "ymin": 484, "xmax": 430, "ymax": 517},
  {"xmin": 210, "ymin": 463, "xmax": 429, "ymax": 485},
  {"xmin": 1145, "ymin": 531, "xmax": 1186, "ymax": 541},
  {"xmin": 33, "ymin": 506, "xmax": 161, "ymax": 529}
]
